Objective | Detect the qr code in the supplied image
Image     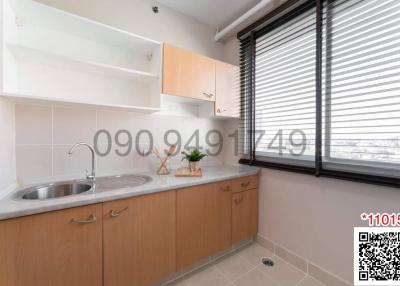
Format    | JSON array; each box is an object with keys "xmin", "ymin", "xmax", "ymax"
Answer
[{"xmin": 354, "ymin": 227, "xmax": 400, "ymax": 285}]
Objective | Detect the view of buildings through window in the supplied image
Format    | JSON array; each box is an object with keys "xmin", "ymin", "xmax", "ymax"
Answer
[{"xmin": 322, "ymin": 0, "xmax": 400, "ymax": 165}]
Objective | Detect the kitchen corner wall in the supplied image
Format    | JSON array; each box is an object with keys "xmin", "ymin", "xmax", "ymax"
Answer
[
  {"xmin": 11, "ymin": 0, "xmax": 228, "ymax": 185},
  {"xmin": 0, "ymin": 98, "xmax": 16, "ymax": 196}
]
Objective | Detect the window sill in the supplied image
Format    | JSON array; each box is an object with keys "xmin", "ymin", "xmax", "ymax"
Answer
[{"xmin": 239, "ymin": 158, "xmax": 400, "ymax": 188}]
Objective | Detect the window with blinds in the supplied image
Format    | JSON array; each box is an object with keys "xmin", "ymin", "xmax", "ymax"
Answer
[
  {"xmin": 239, "ymin": 0, "xmax": 400, "ymax": 185},
  {"xmin": 254, "ymin": 3, "xmax": 316, "ymax": 167},
  {"xmin": 322, "ymin": 0, "xmax": 400, "ymax": 178}
]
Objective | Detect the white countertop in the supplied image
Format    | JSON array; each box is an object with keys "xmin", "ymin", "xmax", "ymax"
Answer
[{"xmin": 0, "ymin": 164, "xmax": 259, "ymax": 220}]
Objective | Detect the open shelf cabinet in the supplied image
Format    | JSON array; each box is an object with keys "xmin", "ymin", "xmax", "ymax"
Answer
[{"xmin": 0, "ymin": 0, "xmax": 163, "ymax": 111}]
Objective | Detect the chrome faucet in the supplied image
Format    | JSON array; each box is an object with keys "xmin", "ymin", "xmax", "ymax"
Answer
[{"xmin": 68, "ymin": 142, "xmax": 96, "ymax": 183}]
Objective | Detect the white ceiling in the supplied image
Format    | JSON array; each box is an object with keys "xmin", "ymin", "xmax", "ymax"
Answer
[{"xmin": 155, "ymin": 0, "xmax": 261, "ymax": 30}]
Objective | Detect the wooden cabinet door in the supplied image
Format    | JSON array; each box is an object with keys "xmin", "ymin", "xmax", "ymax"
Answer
[
  {"xmin": 212, "ymin": 180, "xmax": 233, "ymax": 252},
  {"xmin": 215, "ymin": 61, "xmax": 240, "ymax": 118},
  {"xmin": 177, "ymin": 183, "xmax": 231, "ymax": 270},
  {"xmin": 0, "ymin": 204, "xmax": 103, "ymax": 286},
  {"xmin": 232, "ymin": 189, "xmax": 259, "ymax": 244},
  {"xmin": 103, "ymin": 191, "xmax": 176, "ymax": 286},
  {"xmin": 163, "ymin": 43, "xmax": 216, "ymax": 101}
]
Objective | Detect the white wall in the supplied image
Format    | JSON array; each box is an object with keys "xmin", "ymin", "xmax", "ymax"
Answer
[
  {"xmin": 222, "ymin": 37, "xmax": 240, "ymax": 65},
  {"xmin": 35, "ymin": 0, "xmax": 224, "ymax": 59},
  {"xmin": 222, "ymin": 38, "xmax": 400, "ymax": 284},
  {"xmin": 0, "ymin": 98, "xmax": 16, "ymax": 197},
  {"xmin": 258, "ymin": 169, "xmax": 400, "ymax": 284}
]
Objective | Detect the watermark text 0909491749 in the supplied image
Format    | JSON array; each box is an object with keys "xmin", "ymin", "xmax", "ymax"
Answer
[{"xmin": 92, "ymin": 129, "xmax": 309, "ymax": 158}]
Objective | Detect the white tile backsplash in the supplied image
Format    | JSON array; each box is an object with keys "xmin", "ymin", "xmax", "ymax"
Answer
[
  {"xmin": 15, "ymin": 103, "xmax": 226, "ymax": 184},
  {"xmin": 15, "ymin": 104, "xmax": 52, "ymax": 145},
  {"xmin": 16, "ymin": 145, "xmax": 52, "ymax": 184},
  {"xmin": 53, "ymin": 106, "xmax": 97, "ymax": 145},
  {"xmin": 96, "ymin": 144, "xmax": 135, "ymax": 174},
  {"xmin": 96, "ymin": 109, "xmax": 136, "ymax": 145},
  {"xmin": 53, "ymin": 145, "xmax": 92, "ymax": 178}
]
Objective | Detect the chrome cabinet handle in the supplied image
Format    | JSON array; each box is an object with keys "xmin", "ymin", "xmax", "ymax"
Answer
[
  {"xmin": 110, "ymin": 206, "xmax": 129, "ymax": 218},
  {"xmin": 234, "ymin": 197, "xmax": 243, "ymax": 204},
  {"xmin": 219, "ymin": 186, "xmax": 231, "ymax": 192},
  {"xmin": 241, "ymin": 181, "xmax": 250, "ymax": 188},
  {"xmin": 71, "ymin": 214, "xmax": 97, "ymax": 224}
]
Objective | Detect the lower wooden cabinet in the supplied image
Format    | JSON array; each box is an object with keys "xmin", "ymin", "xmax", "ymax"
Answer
[
  {"xmin": 0, "ymin": 176, "xmax": 258, "ymax": 286},
  {"xmin": 176, "ymin": 182, "xmax": 232, "ymax": 270},
  {"xmin": 103, "ymin": 190, "xmax": 176, "ymax": 286},
  {"xmin": 232, "ymin": 189, "xmax": 259, "ymax": 244},
  {"xmin": 0, "ymin": 204, "xmax": 103, "ymax": 286}
]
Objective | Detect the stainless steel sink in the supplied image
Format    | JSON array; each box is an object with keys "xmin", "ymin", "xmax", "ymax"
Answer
[
  {"xmin": 14, "ymin": 174, "xmax": 152, "ymax": 200},
  {"xmin": 16, "ymin": 182, "xmax": 92, "ymax": 200},
  {"xmin": 96, "ymin": 174, "xmax": 152, "ymax": 190}
]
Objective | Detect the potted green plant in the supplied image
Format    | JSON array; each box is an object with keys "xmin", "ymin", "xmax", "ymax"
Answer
[{"xmin": 181, "ymin": 149, "xmax": 207, "ymax": 172}]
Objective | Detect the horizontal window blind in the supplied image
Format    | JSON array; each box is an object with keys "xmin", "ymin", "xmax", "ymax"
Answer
[
  {"xmin": 239, "ymin": 0, "xmax": 400, "ymax": 186},
  {"xmin": 239, "ymin": 35, "xmax": 253, "ymax": 160},
  {"xmin": 322, "ymin": 0, "xmax": 400, "ymax": 178},
  {"xmin": 254, "ymin": 2, "xmax": 317, "ymax": 167}
]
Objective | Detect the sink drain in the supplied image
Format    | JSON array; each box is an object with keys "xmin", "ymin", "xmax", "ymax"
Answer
[{"xmin": 262, "ymin": 257, "xmax": 274, "ymax": 267}]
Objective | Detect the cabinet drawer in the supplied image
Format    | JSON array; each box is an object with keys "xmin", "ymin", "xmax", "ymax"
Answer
[
  {"xmin": 215, "ymin": 180, "xmax": 233, "ymax": 193},
  {"xmin": 232, "ymin": 175, "xmax": 258, "ymax": 193}
]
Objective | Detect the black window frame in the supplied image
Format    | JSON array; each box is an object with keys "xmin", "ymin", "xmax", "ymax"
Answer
[{"xmin": 238, "ymin": 0, "xmax": 400, "ymax": 188}]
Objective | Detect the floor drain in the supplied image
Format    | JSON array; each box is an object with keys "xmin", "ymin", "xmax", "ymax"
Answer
[{"xmin": 262, "ymin": 257, "xmax": 274, "ymax": 267}]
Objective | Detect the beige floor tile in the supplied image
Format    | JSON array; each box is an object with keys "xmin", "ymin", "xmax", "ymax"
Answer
[
  {"xmin": 234, "ymin": 269, "xmax": 278, "ymax": 286},
  {"xmin": 298, "ymin": 276, "xmax": 326, "ymax": 286},
  {"xmin": 257, "ymin": 256, "xmax": 306, "ymax": 286},
  {"xmin": 185, "ymin": 265, "xmax": 230, "ymax": 286},
  {"xmin": 308, "ymin": 264, "xmax": 350, "ymax": 286},
  {"xmin": 214, "ymin": 254, "xmax": 254, "ymax": 282},
  {"xmin": 238, "ymin": 243, "xmax": 274, "ymax": 266}
]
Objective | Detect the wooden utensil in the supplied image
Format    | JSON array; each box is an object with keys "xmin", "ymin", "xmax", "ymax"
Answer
[
  {"xmin": 153, "ymin": 147, "xmax": 169, "ymax": 173},
  {"xmin": 157, "ymin": 145, "xmax": 176, "ymax": 173}
]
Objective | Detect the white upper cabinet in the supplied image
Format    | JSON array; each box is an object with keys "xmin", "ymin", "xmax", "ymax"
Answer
[
  {"xmin": 215, "ymin": 60, "xmax": 240, "ymax": 118},
  {"xmin": 0, "ymin": 0, "xmax": 163, "ymax": 112}
]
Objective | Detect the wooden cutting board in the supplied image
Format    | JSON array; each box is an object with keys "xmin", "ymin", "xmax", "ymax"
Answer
[{"xmin": 175, "ymin": 167, "xmax": 203, "ymax": 177}]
